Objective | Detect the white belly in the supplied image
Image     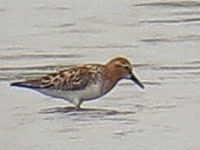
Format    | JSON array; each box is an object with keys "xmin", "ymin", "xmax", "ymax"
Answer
[{"xmin": 38, "ymin": 83, "xmax": 102, "ymax": 103}]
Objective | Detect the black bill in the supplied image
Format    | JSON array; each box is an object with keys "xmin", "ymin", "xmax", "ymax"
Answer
[{"xmin": 130, "ymin": 74, "xmax": 145, "ymax": 89}]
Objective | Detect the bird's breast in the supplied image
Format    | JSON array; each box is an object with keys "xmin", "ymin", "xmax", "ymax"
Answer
[{"xmin": 38, "ymin": 82, "xmax": 103, "ymax": 101}]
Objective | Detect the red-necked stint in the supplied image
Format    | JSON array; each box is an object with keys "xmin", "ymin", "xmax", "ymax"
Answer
[{"xmin": 11, "ymin": 57, "xmax": 144, "ymax": 110}]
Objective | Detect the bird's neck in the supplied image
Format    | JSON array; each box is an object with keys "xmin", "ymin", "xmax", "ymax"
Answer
[{"xmin": 101, "ymin": 66, "xmax": 122, "ymax": 94}]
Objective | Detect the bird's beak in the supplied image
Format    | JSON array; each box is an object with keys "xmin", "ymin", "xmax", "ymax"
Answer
[{"xmin": 130, "ymin": 73, "xmax": 145, "ymax": 89}]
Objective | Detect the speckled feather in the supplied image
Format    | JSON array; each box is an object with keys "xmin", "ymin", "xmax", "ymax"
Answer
[{"xmin": 12, "ymin": 65, "xmax": 105, "ymax": 91}]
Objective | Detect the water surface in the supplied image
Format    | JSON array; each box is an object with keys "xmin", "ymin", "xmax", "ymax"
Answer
[{"xmin": 1, "ymin": 0, "xmax": 200, "ymax": 150}]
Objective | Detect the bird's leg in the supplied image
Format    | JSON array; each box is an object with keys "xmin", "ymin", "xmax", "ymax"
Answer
[{"xmin": 73, "ymin": 98, "xmax": 82, "ymax": 111}]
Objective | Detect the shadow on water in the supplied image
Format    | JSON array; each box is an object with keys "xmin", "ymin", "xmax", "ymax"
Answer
[{"xmin": 39, "ymin": 106, "xmax": 136, "ymax": 116}]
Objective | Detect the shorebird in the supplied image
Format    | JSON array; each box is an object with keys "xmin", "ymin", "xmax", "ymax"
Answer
[{"xmin": 11, "ymin": 57, "xmax": 144, "ymax": 110}]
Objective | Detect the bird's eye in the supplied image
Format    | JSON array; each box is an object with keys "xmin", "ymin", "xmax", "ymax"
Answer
[{"xmin": 124, "ymin": 66, "xmax": 131, "ymax": 72}]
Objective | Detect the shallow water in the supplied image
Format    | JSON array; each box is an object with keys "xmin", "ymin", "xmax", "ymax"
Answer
[{"xmin": 1, "ymin": 0, "xmax": 200, "ymax": 150}]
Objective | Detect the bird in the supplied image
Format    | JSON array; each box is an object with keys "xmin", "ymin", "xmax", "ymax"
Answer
[{"xmin": 11, "ymin": 57, "xmax": 145, "ymax": 110}]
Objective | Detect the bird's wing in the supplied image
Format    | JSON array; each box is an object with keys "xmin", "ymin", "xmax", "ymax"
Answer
[{"xmin": 11, "ymin": 65, "xmax": 103, "ymax": 90}]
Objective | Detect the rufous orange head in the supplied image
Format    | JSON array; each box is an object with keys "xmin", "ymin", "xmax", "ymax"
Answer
[{"xmin": 106, "ymin": 57, "xmax": 144, "ymax": 89}]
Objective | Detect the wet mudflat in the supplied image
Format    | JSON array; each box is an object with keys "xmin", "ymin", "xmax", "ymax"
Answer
[{"xmin": 1, "ymin": 0, "xmax": 200, "ymax": 150}]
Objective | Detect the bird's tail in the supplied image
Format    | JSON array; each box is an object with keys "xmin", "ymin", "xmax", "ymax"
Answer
[
  {"xmin": 10, "ymin": 81, "xmax": 31, "ymax": 88},
  {"xmin": 10, "ymin": 79, "xmax": 42, "ymax": 89}
]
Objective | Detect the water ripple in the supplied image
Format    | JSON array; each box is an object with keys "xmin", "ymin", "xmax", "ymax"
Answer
[
  {"xmin": 59, "ymin": 29, "xmax": 103, "ymax": 34},
  {"xmin": 62, "ymin": 44, "xmax": 137, "ymax": 49},
  {"xmin": 185, "ymin": 60, "xmax": 200, "ymax": 65},
  {"xmin": 141, "ymin": 35, "xmax": 200, "ymax": 43},
  {"xmin": 0, "ymin": 53, "xmax": 82, "ymax": 60},
  {"xmin": 150, "ymin": 105, "xmax": 177, "ymax": 110},
  {"xmin": 56, "ymin": 23, "xmax": 76, "ymax": 28},
  {"xmin": 34, "ymin": 23, "xmax": 76, "ymax": 29},
  {"xmin": 135, "ymin": 1, "xmax": 200, "ymax": 8},
  {"xmin": 153, "ymin": 65, "xmax": 200, "ymax": 71},
  {"xmin": 171, "ymin": 11, "xmax": 200, "ymax": 16},
  {"xmin": 140, "ymin": 17, "xmax": 200, "ymax": 24},
  {"xmin": 0, "ymin": 46, "xmax": 28, "ymax": 51},
  {"xmin": 34, "ymin": 6, "xmax": 70, "ymax": 11},
  {"xmin": 0, "ymin": 65, "xmax": 72, "ymax": 71}
]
